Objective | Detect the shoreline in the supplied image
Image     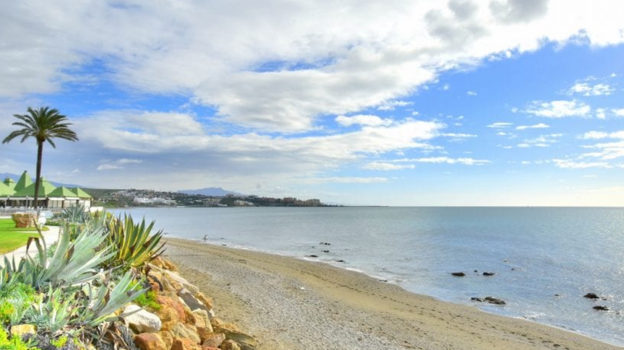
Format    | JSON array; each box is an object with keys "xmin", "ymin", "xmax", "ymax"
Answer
[{"xmin": 164, "ymin": 237, "xmax": 621, "ymax": 350}]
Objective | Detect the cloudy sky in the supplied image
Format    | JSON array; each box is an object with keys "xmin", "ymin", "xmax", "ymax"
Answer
[{"xmin": 1, "ymin": 0, "xmax": 624, "ymax": 206}]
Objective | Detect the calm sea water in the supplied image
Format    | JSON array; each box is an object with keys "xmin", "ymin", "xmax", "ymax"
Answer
[{"xmin": 113, "ymin": 207, "xmax": 624, "ymax": 345}]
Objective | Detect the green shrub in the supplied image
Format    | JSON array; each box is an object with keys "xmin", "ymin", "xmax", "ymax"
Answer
[
  {"xmin": 106, "ymin": 215, "xmax": 165, "ymax": 269},
  {"xmin": 0, "ymin": 283, "xmax": 35, "ymax": 326}
]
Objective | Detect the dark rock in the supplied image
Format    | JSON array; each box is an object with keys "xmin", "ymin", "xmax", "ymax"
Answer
[
  {"xmin": 483, "ymin": 272, "xmax": 496, "ymax": 276},
  {"xmin": 451, "ymin": 272, "xmax": 465, "ymax": 277},
  {"xmin": 336, "ymin": 259, "xmax": 346, "ymax": 263},
  {"xmin": 305, "ymin": 255, "xmax": 318, "ymax": 258},
  {"xmin": 320, "ymin": 242, "xmax": 331, "ymax": 245},
  {"xmin": 473, "ymin": 270, "xmax": 478, "ymax": 273},
  {"xmin": 471, "ymin": 297, "xmax": 483, "ymax": 302},
  {"xmin": 584, "ymin": 293, "xmax": 600, "ymax": 299},
  {"xmin": 593, "ymin": 305, "xmax": 609, "ymax": 311},
  {"xmin": 484, "ymin": 296, "xmax": 506, "ymax": 305},
  {"xmin": 321, "ymin": 250, "xmax": 330, "ymax": 253}
]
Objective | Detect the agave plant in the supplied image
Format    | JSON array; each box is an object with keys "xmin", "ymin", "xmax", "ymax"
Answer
[
  {"xmin": 106, "ymin": 215, "xmax": 165, "ymax": 269},
  {"xmin": 22, "ymin": 221, "xmax": 113, "ymax": 289},
  {"xmin": 57, "ymin": 205, "xmax": 91, "ymax": 224},
  {"xmin": 80, "ymin": 271, "xmax": 147, "ymax": 327}
]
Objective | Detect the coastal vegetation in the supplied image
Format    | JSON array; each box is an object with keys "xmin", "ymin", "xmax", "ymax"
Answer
[{"xmin": 0, "ymin": 208, "xmax": 161, "ymax": 349}]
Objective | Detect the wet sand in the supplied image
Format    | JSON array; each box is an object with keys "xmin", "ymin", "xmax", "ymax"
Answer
[{"xmin": 164, "ymin": 238, "xmax": 621, "ymax": 350}]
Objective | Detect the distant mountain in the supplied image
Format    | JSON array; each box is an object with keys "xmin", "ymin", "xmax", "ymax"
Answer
[
  {"xmin": 0, "ymin": 172, "xmax": 79, "ymax": 188},
  {"xmin": 178, "ymin": 187, "xmax": 244, "ymax": 197}
]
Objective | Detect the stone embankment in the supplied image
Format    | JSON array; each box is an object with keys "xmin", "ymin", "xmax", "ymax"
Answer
[{"xmin": 131, "ymin": 257, "xmax": 257, "ymax": 350}]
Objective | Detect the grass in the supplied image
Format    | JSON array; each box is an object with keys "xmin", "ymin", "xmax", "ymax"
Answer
[{"xmin": 0, "ymin": 218, "xmax": 48, "ymax": 254}]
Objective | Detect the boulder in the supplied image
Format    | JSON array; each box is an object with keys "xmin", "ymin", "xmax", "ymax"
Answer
[
  {"xmin": 201, "ymin": 333, "xmax": 225, "ymax": 348},
  {"xmin": 196, "ymin": 293, "xmax": 214, "ymax": 311},
  {"xmin": 471, "ymin": 297, "xmax": 483, "ymax": 302},
  {"xmin": 163, "ymin": 270, "xmax": 200, "ymax": 294},
  {"xmin": 124, "ymin": 305, "xmax": 162, "ymax": 333},
  {"xmin": 593, "ymin": 305, "xmax": 609, "ymax": 311},
  {"xmin": 156, "ymin": 304, "xmax": 180, "ymax": 331},
  {"xmin": 179, "ymin": 288, "xmax": 209, "ymax": 312},
  {"xmin": 584, "ymin": 293, "xmax": 600, "ymax": 299},
  {"xmin": 220, "ymin": 340, "xmax": 241, "ymax": 350},
  {"xmin": 482, "ymin": 272, "xmax": 495, "ymax": 276},
  {"xmin": 197, "ymin": 327, "xmax": 217, "ymax": 343},
  {"xmin": 171, "ymin": 323, "xmax": 201, "ymax": 344},
  {"xmin": 134, "ymin": 333, "xmax": 167, "ymax": 350},
  {"xmin": 157, "ymin": 331, "xmax": 174, "ymax": 350},
  {"xmin": 157, "ymin": 296, "xmax": 189, "ymax": 324},
  {"xmin": 193, "ymin": 310, "xmax": 213, "ymax": 332},
  {"xmin": 171, "ymin": 337, "xmax": 202, "ymax": 350},
  {"xmin": 11, "ymin": 213, "xmax": 36, "ymax": 228},
  {"xmin": 451, "ymin": 272, "xmax": 465, "ymax": 277}
]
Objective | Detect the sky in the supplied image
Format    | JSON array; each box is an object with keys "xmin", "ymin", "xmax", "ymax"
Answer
[{"xmin": 1, "ymin": 0, "xmax": 624, "ymax": 206}]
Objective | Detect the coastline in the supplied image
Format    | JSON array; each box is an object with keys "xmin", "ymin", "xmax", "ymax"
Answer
[{"xmin": 164, "ymin": 237, "xmax": 621, "ymax": 350}]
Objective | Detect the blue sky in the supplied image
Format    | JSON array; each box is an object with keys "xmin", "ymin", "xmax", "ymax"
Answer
[{"xmin": 1, "ymin": 0, "xmax": 624, "ymax": 206}]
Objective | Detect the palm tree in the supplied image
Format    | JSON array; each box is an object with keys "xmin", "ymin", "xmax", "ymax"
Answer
[{"xmin": 3, "ymin": 107, "xmax": 78, "ymax": 212}]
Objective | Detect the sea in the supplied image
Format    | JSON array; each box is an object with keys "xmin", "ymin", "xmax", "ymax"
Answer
[{"xmin": 112, "ymin": 206, "xmax": 624, "ymax": 346}]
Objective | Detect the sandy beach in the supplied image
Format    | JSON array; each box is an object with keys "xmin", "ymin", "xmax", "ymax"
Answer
[{"xmin": 164, "ymin": 238, "xmax": 621, "ymax": 350}]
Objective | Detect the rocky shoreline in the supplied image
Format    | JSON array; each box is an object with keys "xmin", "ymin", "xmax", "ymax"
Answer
[
  {"xmin": 161, "ymin": 238, "xmax": 623, "ymax": 350},
  {"xmin": 129, "ymin": 256, "xmax": 258, "ymax": 350}
]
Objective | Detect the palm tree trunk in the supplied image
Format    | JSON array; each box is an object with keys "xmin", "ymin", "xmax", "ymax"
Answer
[
  {"xmin": 34, "ymin": 140, "xmax": 46, "ymax": 252},
  {"xmin": 34, "ymin": 141, "xmax": 43, "ymax": 212}
]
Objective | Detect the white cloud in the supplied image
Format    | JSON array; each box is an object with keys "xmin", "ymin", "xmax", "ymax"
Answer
[
  {"xmin": 1, "ymin": 0, "xmax": 623, "ymax": 132},
  {"xmin": 487, "ymin": 122, "xmax": 513, "ymax": 128},
  {"xmin": 97, "ymin": 158, "xmax": 143, "ymax": 171},
  {"xmin": 582, "ymin": 130, "xmax": 624, "ymax": 140},
  {"xmin": 552, "ymin": 159, "xmax": 612, "ymax": 169},
  {"xmin": 363, "ymin": 162, "xmax": 415, "ymax": 171},
  {"xmin": 467, "ymin": 90, "xmax": 477, "ymax": 96},
  {"xmin": 335, "ymin": 115, "xmax": 392, "ymax": 127},
  {"xmin": 394, "ymin": 157, "xmax": 490, "ymax": 165},
  {"xmin": 596, "ymin": 108, "xmax": 607, "ymax": 120},
  {"xmin": 614, "ymin": 108, "xmax": 624, "ymax": 117},
  {"xmin": 307, "ymin": 177, "xmax": 389, "ymax": 184},
  {"xmin": 377, "ymin": 100, "xmax": 413, "ymax": 111},
  {"xmin": 517, "ymin": 133, "xmax": 563, "ymax": 148},
  {"xmin": 567, "ymin": 82, "xmax": 614, "ymax": 96},
  {"xmin": 525, "ymin": 100, "xmax": 591, "ymax": 118},
  {"xmin": 441, "ymin": 133, "xmax": 478, "ymax": 138},
  {"xmin": 516, "ymin": 123, "xmax": 550, "ymax": 130}
]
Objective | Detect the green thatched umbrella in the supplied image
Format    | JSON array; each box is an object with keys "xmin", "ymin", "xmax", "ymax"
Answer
[
  {"xmin": 14, "ymin": 178, "xmax": 57, "ymax": 197},
  {"xmin": 14, "ymin": 171, "xmax": 33, "ymax": 192}
]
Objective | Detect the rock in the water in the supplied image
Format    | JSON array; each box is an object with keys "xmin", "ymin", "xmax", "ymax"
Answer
[
  {"xmin": 584, "ymin": 293, "xmax": 600, "ymax": 299},
  {"xmin": 593, "ymin": 305, "xmax": 609, "ymax": 311},
  {"xmin": 451, "ymin": 272, "xmax": 465, "ymax": 277},
  {"xmin": 484, "ymin": 297, "xmax": 506, "ymax": 305},
  {"xmin": 123, "ymin": 305, "xmax": 162, "ymax": 333},
  {"xmin": 471, "ymin": 297, "xmax": 483, "ymax": 302},
  {"xmin": 482, "ymin": 272, "xmax": 495, "ymax": 276},
  {"xmin": 134, "ymin": 333, "xmax": 167, "ymax": 350},
  {"xmin": 306, "ymin": 255, "xmax": 318, "ymax": 258}
]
